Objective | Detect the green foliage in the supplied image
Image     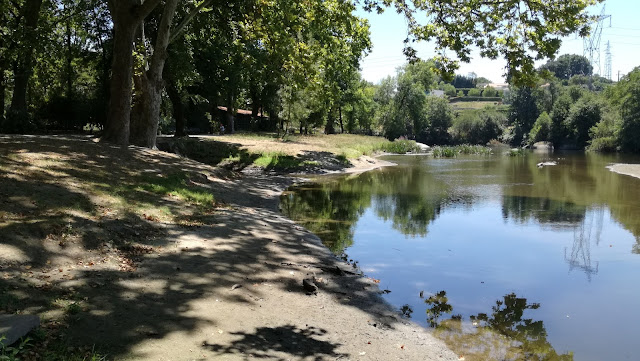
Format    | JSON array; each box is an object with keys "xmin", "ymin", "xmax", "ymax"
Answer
[
  {"xmin": 135, "ymin": 172, "xmax": 215, "ymax": 208},
  {"xmin": 442, "ymin": 83, "xmax": 457, "ymax": 97},
  {"xmin": 432, "ymin": 145, "xmax": 493, "ymax": 157},
  {"xmin": 423, "ymin": 96, "xmax": 453, "ymax": 144},
  {"xmin": 508, "ymin": 87, "xmax": 540, "ymax": 146},
  {"xmin": 382, "ymin": 62, "xmax": 435, "ymax": 141},
  {"xmin": 588, "ymin": 113, "xmax": 617, "ymax": 152},
  {"xmin": 252, "ymin": 152, "xmax": 303, "ymax": 169},
  {"xmin": 609, "ymin": 67, "xmax": 640, "ymax": 152},
  {"xmin": 549, "ymin": 94, "xmax": 572, "ymax": 146},
  {"xmin": 451, "ymin": 109, "xmax": 505, "ymax": 145},
  {"xmin": 528, "ymin": 111, "xmax": 552, "ymax": 144},
  {"xmin": 449, "ymin": 75, "xmax": 475, "ymax": 88},
  {"xmin": 539, "ymin": 54, "xmax": 592, "ymax": 79},
  {"xmin": 0, "ymin": 335, "xmax": 32, "ymax": 361},
  {"xmin": 482, "ymin": 87, "xmax": 499, "ymax": 97},
  {"xmin": 467, "ymin": 88, "xmax": 482, "ymax": 97},
  {"xmin": 380, "ymin": 139, "xmax": 421, "ymax": 154},
  {"xmin": 564, "ymin": 95, "xmax": 602, "ymax": 149},
  {"xmin": 397, "ymin": 0, "xmax": 598, "ymax": 86}
]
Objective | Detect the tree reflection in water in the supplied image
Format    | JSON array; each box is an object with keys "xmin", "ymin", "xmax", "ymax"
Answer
[{"xmin": 426, "ymin": 291, "xmax": 573, "ymax": 361}]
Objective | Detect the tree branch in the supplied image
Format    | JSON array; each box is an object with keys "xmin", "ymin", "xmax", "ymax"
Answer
[
  {"xmin": 134, "ymin": 0, "xmax": 163, "ymax": 22},
  {"xmin": 169, "ymin": 0, "xmax": 214, "ymax": 44}
]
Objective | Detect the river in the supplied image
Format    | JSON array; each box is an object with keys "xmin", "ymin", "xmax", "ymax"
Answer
[{"xmin": 281, "ymin": 151, "xmax": 640, "ymax": 361}]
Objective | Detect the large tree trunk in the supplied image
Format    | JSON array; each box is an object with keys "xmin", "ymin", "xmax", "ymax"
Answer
[
  {"xmin": 166, "ymin": 79, "xmax": 187, "ymax": 137},
  {"xmin": 325, "ymin": 107, "xmax": 335, "ymax": 134},
  {"xmin": 9, "ymin": 0, "xmax": 43, "ymax": 116},
  {"xmin": 130, "ymin": 0, "xmax": 178, "ymax": 148},
  {"xmin": 101, "ymin": 6, "xmax": 138, "ymax": 146},
  {"xmin": 339, "ymin": 106, "xmax": 344, "ymax": 133},
  {"xmin": 0, "ymin": 72, "xmax": 6, "ymax": 121},
  {"xmin": 226, "ymin": 92, "xmax": 235, "ymax": 134},
  {"xmin": 102, "ymin": 0, "xmax": 161, "ymax": 146}
]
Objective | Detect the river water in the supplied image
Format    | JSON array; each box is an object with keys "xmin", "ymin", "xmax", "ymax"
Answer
[{"xmin": 280, "ymin": 151, "xmax": 640, "ymax": 361}]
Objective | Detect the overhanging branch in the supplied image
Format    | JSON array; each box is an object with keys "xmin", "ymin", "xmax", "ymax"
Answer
[{"xmin": 169, "ymin": 0, "xmax": 214, "ymax": 44}]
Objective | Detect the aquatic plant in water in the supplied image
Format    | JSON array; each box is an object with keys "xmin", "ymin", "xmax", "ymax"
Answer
[{"xmin": 432, "ymin": 145, "xmax": 493, "ymax": 158}]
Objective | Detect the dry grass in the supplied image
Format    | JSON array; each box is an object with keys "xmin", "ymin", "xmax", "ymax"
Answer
[
  {"xmin": 211, "ymin": 133, "xmax": 392, "ymax": 159},
  {"xmin": 450, "ymin": 101, "xmax": 505, "ymax": 110}
]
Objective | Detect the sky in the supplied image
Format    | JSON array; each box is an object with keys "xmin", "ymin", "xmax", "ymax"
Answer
[{"xmin": 357, "ymin": 0, "xmax": 640, "ymax": 84}]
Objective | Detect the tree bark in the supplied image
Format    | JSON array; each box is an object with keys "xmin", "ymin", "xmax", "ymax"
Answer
[
  {"xmin": 130, "ymin": 0, "xmax": 178, "ymax": 148},
  {"xmin": 102, "ymin": 0, "xmax": 161, "ymax": 146},
  {"xmin": 0, "ymin": 72, "xmax": 6, "ymax": 121},
  {"xmin": 339, "ymin": 106, "xmax": 344, "ymax": 133},
  {"xmin": 226, "ymin": 92, "xmax": 235, "ymax": 134},
  {"xmin": 8, "ymin": 0, "xmax": 43, "ymax": 116},
  {"xmin": 325, "ymin": 107, "xmax": 335, "ymax": 134},
  {"xmin": 101, "ymin": 4, "xmax": 138, "ymax": 146}
]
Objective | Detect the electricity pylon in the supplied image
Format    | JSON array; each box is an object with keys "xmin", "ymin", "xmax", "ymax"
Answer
[{"xmin": 583, "ymin": 5, "xmax": 611, "ymax": 76}]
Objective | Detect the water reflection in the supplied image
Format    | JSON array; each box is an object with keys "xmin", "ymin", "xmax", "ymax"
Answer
[
  {"xmin": 280, "ymin": 153, "xmax": 640, "ymax": 360},
  {"xmin": 501, "ymin": 196, "xmax": 586, "ymax": 227},
  {"xmin": 281, "ymin": 153, "xmax": 640, "ymax": 256},
  {"xmin": 564, "ymin": 209, "xmax": 604, "ymax": 281},
  {"xmin": 427, "ymin": 291, "xmax": 573, "ymax": 361}
]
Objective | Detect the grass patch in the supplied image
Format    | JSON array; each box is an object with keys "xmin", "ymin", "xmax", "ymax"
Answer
[
  {"xmin": 1, "ymin": 330, "xmax": 107, "ymax": 361},
  {"xmin": 432, "ymin": 145, "xmax": 493, "ymax": 158},
  {"xmin": 135, "ymin": 172, "xmax": 214, "ymax": 207},
  {"xmin": 252, "ymin": 152, "xmax": 303, "ymax": 170}
]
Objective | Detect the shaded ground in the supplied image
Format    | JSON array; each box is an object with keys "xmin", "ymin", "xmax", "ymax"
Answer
[{"xmin": 0, "ymin": 135, "xmax": 455, "ymax": 360}]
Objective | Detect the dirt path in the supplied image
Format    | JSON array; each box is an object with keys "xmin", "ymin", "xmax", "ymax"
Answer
[{"xmin": 0, "ymin": 135, "xmax": 457, "ymax": 360}]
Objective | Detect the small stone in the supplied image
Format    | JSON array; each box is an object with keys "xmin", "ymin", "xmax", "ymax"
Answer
[{"xmin": 302, "ymin": 278, "xmax": 318, "ymax": 294}]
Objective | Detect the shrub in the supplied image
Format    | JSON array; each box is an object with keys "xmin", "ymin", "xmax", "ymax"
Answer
[
  {"xmin": 432, "ymin": 145, "xmax": 492, "ymax": 157},
  {"xmin": 528, "ymin": 111, "xmax": 552, "ymax": 145},
  {"xmin": 468, "ymin": 88, "xmax": 482, "ymax": 97},
  {"xmin": 381, "ymin": 139, "xmax": 421, "ymax": 154},
  {"xmin": 451, "ymin": 109, "xmax": 505, "ymax": 145}
]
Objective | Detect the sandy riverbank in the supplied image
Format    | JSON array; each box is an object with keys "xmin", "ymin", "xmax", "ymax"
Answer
[
  {"xmin": 607, "ymin": 163, "xmax": 640, "ymax": 180},
  {"xmin": 0, "ymin": 135, "xmax": 456, "ymax": 361}
]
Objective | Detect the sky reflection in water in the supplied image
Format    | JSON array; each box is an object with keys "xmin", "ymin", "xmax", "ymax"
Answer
[{"xmin": 281, "ymin": 152, "xmax": 640, "ymax": 361}]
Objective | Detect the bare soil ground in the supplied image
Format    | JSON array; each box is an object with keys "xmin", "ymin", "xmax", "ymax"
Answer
[{"xmin": 0, "ymin": 135, "xmax": 456, "ymax": 360}]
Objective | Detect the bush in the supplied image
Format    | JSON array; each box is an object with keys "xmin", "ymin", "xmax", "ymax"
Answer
[
  {"xmin": 468, "ymin": 88, "xmax": 482, "ymax": 97},
  {"xmin": 451, "ymin": 109, "xmax": 505, "ymax": 145},
  {"xmin": 442, "ymin": 84, "xmax": 457, "ymax": 97},
  {"xmin": 381, "ymin": 139, "xmax": 421, "ymax": 154},
  {"xmin": 432, "ymin": 144, "xmax": 492, "ymax": 157},
  {"xmin": 528, "ymin": 111, "xmax": 552, "ymax": 145}
]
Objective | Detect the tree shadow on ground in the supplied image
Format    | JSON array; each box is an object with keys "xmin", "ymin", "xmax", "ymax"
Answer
[
  {"xmin": 204, "ymin": 324, "xmax": 347, "ymax": 360},
  {"xmin": 0, "ymin": 135, "xmax": 404, "ymax": 359}
]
